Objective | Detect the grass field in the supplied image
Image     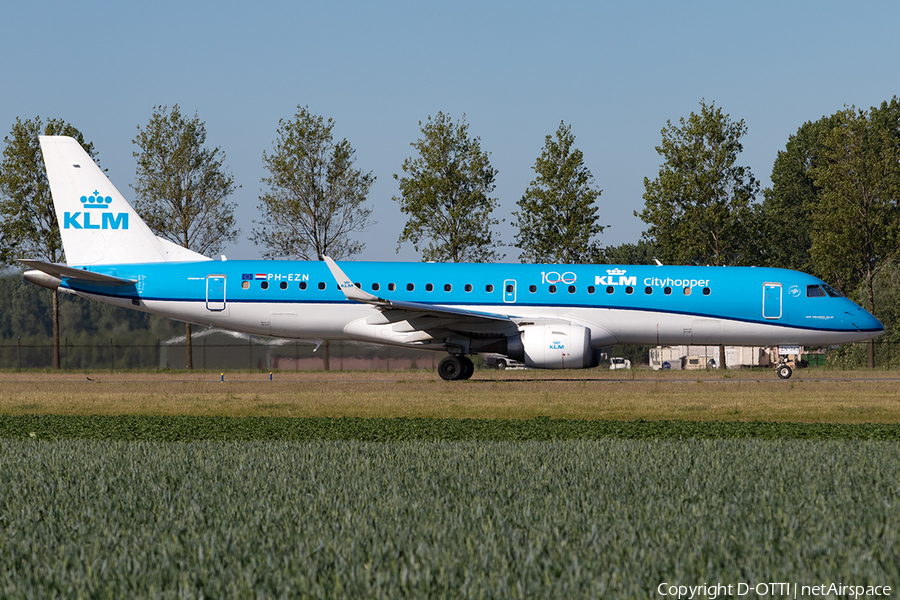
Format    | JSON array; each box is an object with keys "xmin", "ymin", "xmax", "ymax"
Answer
[
  {"xmin": 2, "ymin": 369, "xmax": 900, "ymax": 423},
  {"xmin": 2, "ymin": 369, "xmax": 899, "ymax": 598}
]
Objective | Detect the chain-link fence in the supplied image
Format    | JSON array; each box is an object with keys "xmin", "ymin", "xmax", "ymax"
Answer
[{"xmin": 0, "ymin": 335, "xmax": 441, "ymax": 371}]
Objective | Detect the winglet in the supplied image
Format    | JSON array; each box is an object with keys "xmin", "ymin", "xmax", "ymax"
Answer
[{"xmin": 322, "ymin": 256, "xmax": 386, "ymax": 304}]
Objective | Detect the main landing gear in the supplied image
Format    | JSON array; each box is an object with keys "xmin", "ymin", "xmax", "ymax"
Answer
[{"xmin": 438, "ymin": 355, "xmax": 475, "ymax": 381}]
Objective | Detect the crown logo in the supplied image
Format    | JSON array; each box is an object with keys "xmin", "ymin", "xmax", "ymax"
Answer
[
  {"xmin": 606, "ymin": 268, "xmax": 626, "ymax": 276},
  {"xmin": 80, "ymin": 191, "xmax": 112, "ymax": 210}
]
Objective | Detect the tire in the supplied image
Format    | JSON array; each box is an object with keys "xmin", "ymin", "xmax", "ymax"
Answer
[
  {"xmin": 776, "ymin": 364, "xmax": 793, "ymax": 380},
  {"xmin": 496, "ymin": 359, "xmax": 507, "ymax": 370},
  {"xmin": 438, "ymin": 355, "xmax": 464, "ymax": 381},
  {"xmin": 460, "ymin": 356, "xmax": 475, "ymax": 380}
]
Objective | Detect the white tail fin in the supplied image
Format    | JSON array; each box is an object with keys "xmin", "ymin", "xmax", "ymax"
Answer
[{"xmin": 40, "ymin": 136, "xmax": 210, "ymax": 265}]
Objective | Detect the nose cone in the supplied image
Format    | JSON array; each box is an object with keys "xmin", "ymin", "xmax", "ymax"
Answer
[{"xmin": 854, "ymin": 305, "xmax": 884, "ymax": 336}]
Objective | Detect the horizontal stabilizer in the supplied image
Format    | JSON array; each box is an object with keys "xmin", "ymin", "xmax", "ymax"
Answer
[{"xmin": 20, "ymin": 260, "xmax": 136, "ymax": 287}]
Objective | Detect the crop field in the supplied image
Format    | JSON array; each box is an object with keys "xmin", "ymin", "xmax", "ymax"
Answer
[
  {"xmin": 2, "ymin": 370, "xmax": 899, "ymax": 598},
  {"xmin": 2, "ymin": 438, "xmax": 899, "ymax": 599}
]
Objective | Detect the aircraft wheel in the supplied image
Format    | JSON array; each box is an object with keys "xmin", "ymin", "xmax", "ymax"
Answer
[
  {"xmin": 438, "ymin": 355, "xmax": 465, "ymax": 381},
  {"xmin": 496, "ymin": 359, "xmax": 507, "ymax": 370},
  {"xmin": 460, "ymin": 356, "xmax": 475, "ymax": 380},
  {"xmin": 776, "ymin": 364, "xmax": 793, "ymax": 380}
]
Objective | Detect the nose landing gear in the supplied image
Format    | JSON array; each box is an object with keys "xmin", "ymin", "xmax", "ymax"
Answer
[
  {"xmin": 438, "ymin": 354, "xmax": 475, "ymax": 380},
  {"xmin": 776, "ymin": 363, "xmax": 793, "ymax": 379}
]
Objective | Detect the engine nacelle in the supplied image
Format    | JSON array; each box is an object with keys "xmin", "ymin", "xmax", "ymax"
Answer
[{"xmin": 507, "ymin": 323, "xmax": 592, "ymax": 369}]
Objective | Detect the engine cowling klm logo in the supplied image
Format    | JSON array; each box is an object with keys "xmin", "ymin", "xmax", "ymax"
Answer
[{"xmin": 63, "ymin": 191, "xmax": 129, "ymax": 230}]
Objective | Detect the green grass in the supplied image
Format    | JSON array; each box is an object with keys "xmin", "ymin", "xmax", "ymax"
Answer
[
  {"xmin": 3, "ymin": 414, "xmax": 900, "ymax": 441},
  {"xmin": 1, "ymin": 438, "xmax": 898, "ymax": 598}
]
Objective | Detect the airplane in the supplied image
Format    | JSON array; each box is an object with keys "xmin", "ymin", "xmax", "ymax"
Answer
[{"xmin": 21, "ymin": 136, "xmax": 884, "ymax": 380}]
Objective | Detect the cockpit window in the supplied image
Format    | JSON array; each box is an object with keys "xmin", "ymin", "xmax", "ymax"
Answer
[
  {"xmin": 806, "ymin": 285, "xmax": 826, "ymax": 298},
  {"xmin": 822, "ymin": 284, "xmax": 843, "ymax": 297}
]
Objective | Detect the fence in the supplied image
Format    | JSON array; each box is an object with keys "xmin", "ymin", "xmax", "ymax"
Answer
[{"xmin": 0, "ymin": 336, "xmax": 440, "ymax": 371}]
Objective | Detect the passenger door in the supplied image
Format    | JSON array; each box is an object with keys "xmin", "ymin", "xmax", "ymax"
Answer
[
  {"xmin": 206, "ymin": 275, "xmax": 226, "ymax": 311},
  {"xmin": 763, "ymin": 283, "xmax": 782, "ymax": 319}
]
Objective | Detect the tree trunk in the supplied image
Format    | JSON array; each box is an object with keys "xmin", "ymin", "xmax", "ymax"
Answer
[
  {"xmin": 322, "ymin": 340, "xmax": 330, "ymax": 371},
  {"xmin": 867, "ymin": 273, "xmax": 876, "ymax": 369},
  {"xmin": 52, "ymin": 289, "xmax": 60, "ymax": 369},
  {"xmin": 185, "ymin": 322, "xmax": 193, "ymax": 370},
  {"xmin": 718, "ymin": 344, "xmax": 726, "ymax": 370}
]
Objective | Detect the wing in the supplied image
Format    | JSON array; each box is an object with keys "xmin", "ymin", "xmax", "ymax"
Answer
[{"xmin": 323, "ymin": 256, "xmax": 524, "ymax": 349}]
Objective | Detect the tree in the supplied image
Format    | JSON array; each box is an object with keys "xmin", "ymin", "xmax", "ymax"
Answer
[
  {"xmin": 759, "ymin": 113, "xmax": 842, "ymax": 273},
  {"xmin": 251, "ymin": 106, "xmax": 375, "ymax": 371},
  {"xmin": 638, "ymin": 100, "xmax": 760, "ymax": 267},
  {"xmin": 251, "ymin": 106, "xmax": 374, "ymax": 260},
  {"xmin": 602, "ymin": 240, "xmax": 659, "ymax": 265},
  {"xmin": 0, "ymin": 117, "xmax": 98, "ymax": 369},
  {"xmin": 809, "ymin": 99, "xmax": 900, "ymax": 368},
  {"xmin": 394, "ymin": 112, "xmax": 502, "ymax": 262},
  {"xmin": 513, "ymin": 121, "xmax": 604, "ymax": 263},
  {"xmin": 133, "ymin": 105, "xmax": 239, "ymax": 369}
]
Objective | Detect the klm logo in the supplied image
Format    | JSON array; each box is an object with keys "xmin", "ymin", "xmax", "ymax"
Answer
[
  {"xmin": 549, "ymin": 340, "xmax": 565, "ymax": 350},
  {"xmin": 595, "ymin": 268, "xmax": 636, "ymax": 287},
  {"xmin": 63, "ymin": 191, "xmax": 129, "ymax": 230}
]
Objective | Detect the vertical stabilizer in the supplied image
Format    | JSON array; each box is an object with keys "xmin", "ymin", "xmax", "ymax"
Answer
[{"xmin": 39, "ymin": 136, "xmax": 209, "ymax": 265}]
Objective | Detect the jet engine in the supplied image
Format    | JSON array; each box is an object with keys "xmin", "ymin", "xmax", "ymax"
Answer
[{"xmin": 507, "ymin": 323, "xmax": 593, "ymax": 369}]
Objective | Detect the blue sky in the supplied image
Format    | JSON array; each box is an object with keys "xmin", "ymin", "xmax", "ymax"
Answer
[{"xmin": 3, "ymin": 1, "xmax": 898, "ymax": 262}]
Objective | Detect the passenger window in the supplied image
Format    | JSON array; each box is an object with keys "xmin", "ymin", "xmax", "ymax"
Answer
[
  {"xmin": 807, "ymin": 285, "xmax": 826, "ymax": 297},
  {"xmin": 388, "ymin": 283, "xmax": 396, "ymax": 291},
  {"xmin": 261, "ymin": 281, "xmax": 269, "ymax": 290},
  {"xmin": 280, "ymin": 281, "xmax": 288, "ymax": 290},
  {"xmin": 465, "ymin": 284, "xmax": 473, "ymax": 292},
  {"xmin": 486, "ymin": 284, "xmax": 494, "ymax": 292},
  {"xmin": 425, "ymin": 283, "xmax": 433, "ymax": 292},
  {"xmin": 529, "ymin": 285, "xmax": 537, "ymax": 293},
  {"xmin": 588, "ymin": 286, "xmax": 595, "ymax": 294},
  {"xmin": 407, "ymin": 283, "xmax": 415, "ymax": 291},
  {"xmin": 625, "ymin": 286, "xmax": 634, "ymax": 295},
  {"xmin": 684, "ymin": 287, "xmax": 691, "ymax": 296},
  {"xmin": 354, "ymin": 282, "xmax": 361, "ymax": 288},
  {"xmin": 664, "ymin": 286, "xmax": 671, "ymax": 295},
  {"xmin": 606, "ymin": 286, "xmax": 614, "ymax": 294},
  {"xmin": 241, "ymin": 281, "xmax": 249, "ymax": 290},
  {"xmin": 299, "ymin": 281, "xmax": 307, "ymax": 290},
  {"xmin": 506, "ymin": 284, "xmax": 514, "ymax": 293},
  {"xmin": 703, "ymin": 287, "xmax": 711, "ymax": 296},
  {"xmin": 644, "ymin": 286, "xmax": 652, "ymax": 295},
  {"xmin": 444, "ymin": 284, "xmax": 452, "ymax": 292},
  {"xmin": 568, "ymin": 285, "xmax": 576, "ymax": 294},
  {"xmin": 549, "ymin": 285, "xmax": 557, "ymax": 293},
  {"xmin": 318, "ymin": 282, "xmax": 326, "ymax": 290},
  {"xmin": 372, "ymin": 283, "xmax": 380, "ymax": 291}
]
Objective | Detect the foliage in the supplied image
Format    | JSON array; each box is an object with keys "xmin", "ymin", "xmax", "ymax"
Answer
[
  {"xmin": 394, "ymin": 112, "xmax": 502, "ymax": 262},
  {"xmin": 638, "ymin": 100, "xmax": 760, "ymax": 266},
  {"xmin": 0, "ymin": 118, "xmax": 99, "ymax": 369},
  {"xmin": 0, "ymin": 438, "xmax": 897, "ymax": 598},
  {"xmin": 513, "ymin": 122, "xmax": 604, "ymax": 263},
  {"xmin": 759, "ymin": 114, "xmax": 841, "ymax": 273},
  {"xmin": 4, "ymin": 414, "xmax": 900, "ymax": 441},
  {"xmin": 132, "ymin": 104, "xmax": 239, "ymax": 256},
  {"xmin": 252, "ymin": 106, "xmax": 374, "ymax": 260},
  {"xmin": 601, "ymin": 240, "xmax": 659, "ymax": 265},
  {"xmin": 0, "ymin": 117, "xmax": 97, "ymax": 265},
  {"xmin": 809, "ymin": 99, "xmax": 900, "ymax": 307},
  {"xmin": 0, "ymin": 274, "xmax": 180, "ymax": 368}
]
